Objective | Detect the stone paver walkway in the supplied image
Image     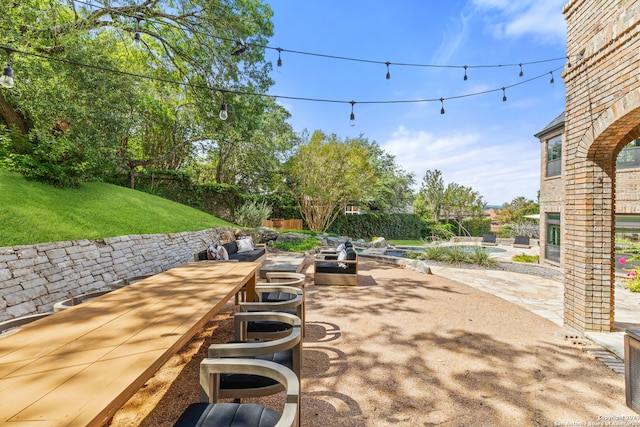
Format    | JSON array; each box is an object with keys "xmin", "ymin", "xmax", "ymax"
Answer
[{"xmin": 428, "ymin": 262, "xmax": 640, "ymax": 367}]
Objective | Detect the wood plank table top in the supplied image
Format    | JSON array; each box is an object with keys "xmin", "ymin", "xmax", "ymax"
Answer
[{"xmin": 0, "ymin": 261, "xmax": 260, "ymax": 427}]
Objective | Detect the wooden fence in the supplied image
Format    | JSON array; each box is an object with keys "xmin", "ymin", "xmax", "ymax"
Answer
[{"xmin": 262, "ymin": 219, "xmax": 303, "ymax": 230}]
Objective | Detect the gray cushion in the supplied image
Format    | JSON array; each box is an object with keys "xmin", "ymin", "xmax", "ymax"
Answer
[{"xmin": 174, "ymin": 402, "xmax": 280, "ymax": 427}]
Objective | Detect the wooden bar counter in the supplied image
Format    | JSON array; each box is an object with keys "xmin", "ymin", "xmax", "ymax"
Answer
[{"xmin": 0, "ymin": 261, "xmax": 260, "ymax": 426}]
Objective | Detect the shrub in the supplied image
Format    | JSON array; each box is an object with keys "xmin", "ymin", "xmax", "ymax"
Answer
[
  {"xmin": 512, "ymin": 254, "xmax": 539, "ymax": 263},
  {"xmin": 272, "ymin": 237, "xmax": 321, "ymax": 253},
  {"xmin": 234, "ymin": 200, "xmax": 272, "ymax": 228}
]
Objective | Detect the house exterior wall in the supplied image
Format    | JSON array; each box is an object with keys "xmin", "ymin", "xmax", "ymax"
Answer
[
  {"xmin": 537, "ymin": 128, "xmax": 640, "ymax": 271},
  {"xmin": 562, "ymin": 0, "xmax": 640, "ymax": 331},
  {"xmin": 538, "ymin": 127, "xmax": 566, "ymax": 269}
]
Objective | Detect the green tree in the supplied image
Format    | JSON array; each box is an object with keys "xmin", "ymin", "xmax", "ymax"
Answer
[
  {"xmin": 287, "ymin": 131, "xmax": 376, "ymax": 232},
  {"xmin": 0, "ymin": 0, "xmax": 275, "ymax": 186},
  {"xmin": 496, "ymin": 196, "xmax": 539, "ymax": 225},
  {"xmin": 414, "ymin": 169, "xmax": 445, "ymax": 221},
  {"xmin": 443, "ymin": 183, "xmax": 485, "ymax": 235},
  {"xmin": 356, "ymin": 138, "xmax": 415, "ymax": 212}
]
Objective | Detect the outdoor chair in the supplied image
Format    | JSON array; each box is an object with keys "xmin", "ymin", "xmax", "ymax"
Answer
[
  {"xmin": 206, "ymin": 311, "xmax": 302, "ymax": 402},
  {"xmin": 0, "ymin": 312, "xmax": 52, "ymax": 336},
  {"xmin": 109, "ymin": 274, "xmax": 153, "ymax": 290},
  {"xmin": 240, "ymin": 285, "xmax": 303, "ymax": 340},
  {"xmin": 481, "ymin": 234, "xmax": 497, "ymax": 246},
  {"xmin": 53, "ymin": 290, "xmax": 112, "ymax": 312},
  {"xmin": 260, "ymin": 272, "xmax": 306, "ymax": 336},
  {"xmin": 173, "ymin": 359, "xmax": 299, "ymax": 427},
  {"xmin": 513, "ymin": 235, "xmax": 531, "ymax": 249}
]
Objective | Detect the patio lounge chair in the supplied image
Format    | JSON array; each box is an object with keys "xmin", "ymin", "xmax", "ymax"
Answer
[
  {"xmin": 513, "ymin": 235, "xmax": 531, "ymax": 249},
  {"xmin": 481, "ymin": 234, "xmax": 497, "ymax": 246},
  {"xmin": 173, "ymin": 359, "xmax": 299, "ymax": 427}
]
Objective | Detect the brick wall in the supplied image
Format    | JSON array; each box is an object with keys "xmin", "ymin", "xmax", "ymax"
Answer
[
  {"xmin": 563, "ymin": 0, "xmax": 640, "ymax": 331},
  {"xmin": 0, "ymin": 227, "xmax": 238, "ymax": 321}
]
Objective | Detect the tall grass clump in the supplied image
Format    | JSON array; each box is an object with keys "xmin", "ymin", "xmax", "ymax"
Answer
[
  {"xmin": 422, "ymin": 245, "xmax": 449, "ymax": 261},
  {"xmin": 444, "ymin": 246, "xmax": 470, "ymax": 264},
  {"xmin": 467, "ymin": 247, "xmax": 498, "ymax": 267}
]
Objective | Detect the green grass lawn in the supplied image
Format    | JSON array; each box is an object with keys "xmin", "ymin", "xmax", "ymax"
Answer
[{"xmin": 0, "ymin": 169, "xmax": 233, "ymax": 247}]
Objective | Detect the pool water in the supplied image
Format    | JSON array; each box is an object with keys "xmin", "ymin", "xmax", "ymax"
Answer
[{"xmin": 395, "ymin": 245, "xmax": 506, "ymax": 253}]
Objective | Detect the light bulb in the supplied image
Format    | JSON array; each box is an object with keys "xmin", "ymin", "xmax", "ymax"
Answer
[
  {"xmin": 0, "ymin": 64, "xmax": 14, "ymax": 89},
  {"xmin": 219, "ymin": 103, "xmax": 228, "ymax": 120}
]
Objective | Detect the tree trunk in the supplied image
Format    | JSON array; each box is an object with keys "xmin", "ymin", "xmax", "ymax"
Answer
[{"xmin": 0, "ymin": 92, "xmax": 27, "ymax": 134}]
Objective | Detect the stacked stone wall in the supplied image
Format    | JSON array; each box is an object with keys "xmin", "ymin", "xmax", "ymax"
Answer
[{"xmin": 0, "ymin": 228, "xmax": 235, "ymax": 321}]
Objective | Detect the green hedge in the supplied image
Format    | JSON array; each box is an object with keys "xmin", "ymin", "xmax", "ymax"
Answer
[
  {"xmin": 327, "ymin": 213, "xmax": 423, "ymax": 240},
  {"xmin": 462, "ymin": 217, "xmax": 492, "ymax": 237}
]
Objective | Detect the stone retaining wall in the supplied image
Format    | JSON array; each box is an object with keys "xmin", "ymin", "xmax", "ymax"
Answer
[{"xmin": 0, "ymin": 227, "xmax": 236, "ymax": 321}]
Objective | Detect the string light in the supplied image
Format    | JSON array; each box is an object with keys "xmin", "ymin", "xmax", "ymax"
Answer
[
  {"xmin": 219, "ymin": 92, "xmax": 228, "ymax": 120},
  {"xmin": 519, "ymin": 63, "xmax": 523, "ymax": 77},
  {"xmin": 502, "ymin": 87, "xmax": 507, "ymax": 102},
  {"xmin": 349, "ymin": 100, "xmax": 356, "ymax": 125},
  {"xmin": 0, "ymin": 46, "xmax": 563, "ymax": 121},
  {"xmin": 68, "ymin": 0, "xmax": 568, "ymax": 74},
  {"xmin": 463, "ymin": 65, "xmax": 468, "ymax": 81},
  {"xmin": 385, "ymin": 62, "xmax": 391, "ymax": 80},
  {"xmin": 276, "ymin": 48, "xmax": 282, "ymax": 67},
  {"xmin": 232, "ymin": 40, "xmax": 246, "ymax": 56},
  {"xmin": 133, "ymin": 18, "xmax": 142, "ymax": 46},
  {"xmin": 0, "ymin": 48, "xmax": 14, "ymax": 89},
  {"xmin": 440, "ymin": 98, "xmax": 445, "ymax": 114}
]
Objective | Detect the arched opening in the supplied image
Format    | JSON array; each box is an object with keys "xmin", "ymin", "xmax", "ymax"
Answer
[{"xmin": 563, "ymin": 88, "xmax": 640, "ymax": 331}]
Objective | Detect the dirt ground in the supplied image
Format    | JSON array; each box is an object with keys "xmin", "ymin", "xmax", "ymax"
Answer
[{"xmin": 109, "ymin": 259, "xmax": 638, "ymax": 427}]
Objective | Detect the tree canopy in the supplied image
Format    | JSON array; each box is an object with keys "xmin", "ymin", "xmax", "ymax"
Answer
[
  {"xmin": 414, "ymin": 169, "xmax": 485, "ymax": 235},
  {"xmin": 287, "ymin": 131, "xmax": 377, "ymax": 232},
  {"xmin": 0, "ymin": 0, "xmax": 294, "ymax": 188}
]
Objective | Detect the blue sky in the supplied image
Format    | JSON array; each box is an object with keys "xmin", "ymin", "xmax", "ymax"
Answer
[{"xmin": 263, "ymin": 0, "xmax": 567, "ymax": 206}]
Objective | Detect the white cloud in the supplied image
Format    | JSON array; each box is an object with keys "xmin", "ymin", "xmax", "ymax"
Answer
[
  {"xmin": 471, "ymin": 0, "xmax": 566, "ymax": 44},
  {"xmin": 383, "ymin": 125, "xmax": 540, "ymax": 205}
]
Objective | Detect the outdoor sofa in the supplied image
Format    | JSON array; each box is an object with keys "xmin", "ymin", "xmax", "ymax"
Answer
[
  {"xmin": 314, "ymin": 243, "xmax": 359, "ymax": 286},
  {"xmin": 194, "ymin": 239, "xmax": 266, "ymax": 263}
]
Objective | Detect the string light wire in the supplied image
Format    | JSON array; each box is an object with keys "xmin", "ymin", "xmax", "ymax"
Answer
[
  {"xmin": 68, "ymin": 0, "xmax": 567, "ymax": 74},
  {"xmin": 1, "ymin": 45, "xmax": 565, "ymax": 114}
]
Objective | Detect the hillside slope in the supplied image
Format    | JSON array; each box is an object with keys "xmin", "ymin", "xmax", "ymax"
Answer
[{"xmin": 0, "ymin": 170, "xmax": 233, "ymax": 247}]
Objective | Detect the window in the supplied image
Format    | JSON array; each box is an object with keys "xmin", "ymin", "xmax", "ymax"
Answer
[
  {"xmin": 616, "ymin": 214, "xmax": 640, "ymax": 273},
  {"xmin": 616, "ymin": 139, "xmax": 640, "ymax": 170},
  {"xmin": 546, "ymin": 213, "xmax": 561, "ymax": 263},
  {"xmin": 616, "ymin": 215, "xmax": 640, "ymax": 244},
  {"xmin": 345, "ymin": 205, "xmax": 359, "ymax": 215},
  {"xmin": 546, "ymin": 135, "xmax": 562, "ymax": 177}
]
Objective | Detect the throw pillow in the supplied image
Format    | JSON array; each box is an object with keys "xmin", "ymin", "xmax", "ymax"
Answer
[
  {"xmin": 336, "ymin": 243, "xmax": 345, "ymax": 252},
  {"xmin": 217, "ymin": 245, "xmax": 229, "ymax": 260},
  {"xmin": 206, "ymin": 244, "xmax": 219, "ymax": 260},
  {"xmin": 236, "ymin": 238, "xmax": 254, "ymax": 253},
  {"xmin": 337, "ymin": 249, "xmax": 348, "ymax": 268}
]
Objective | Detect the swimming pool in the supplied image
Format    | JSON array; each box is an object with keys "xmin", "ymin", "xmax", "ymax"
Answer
[{"xmin": 383, "ymin": 245, "xmax": 506, "ymax": 258}]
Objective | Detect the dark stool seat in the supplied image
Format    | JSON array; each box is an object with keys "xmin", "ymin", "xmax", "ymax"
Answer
[
  {"xmin": 220, "ymin": 347, "xmax": 293, "ymax": 390},
  {"xmin": 174, "ymin": 402, "xmax": 280, "ymax": 427}
]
